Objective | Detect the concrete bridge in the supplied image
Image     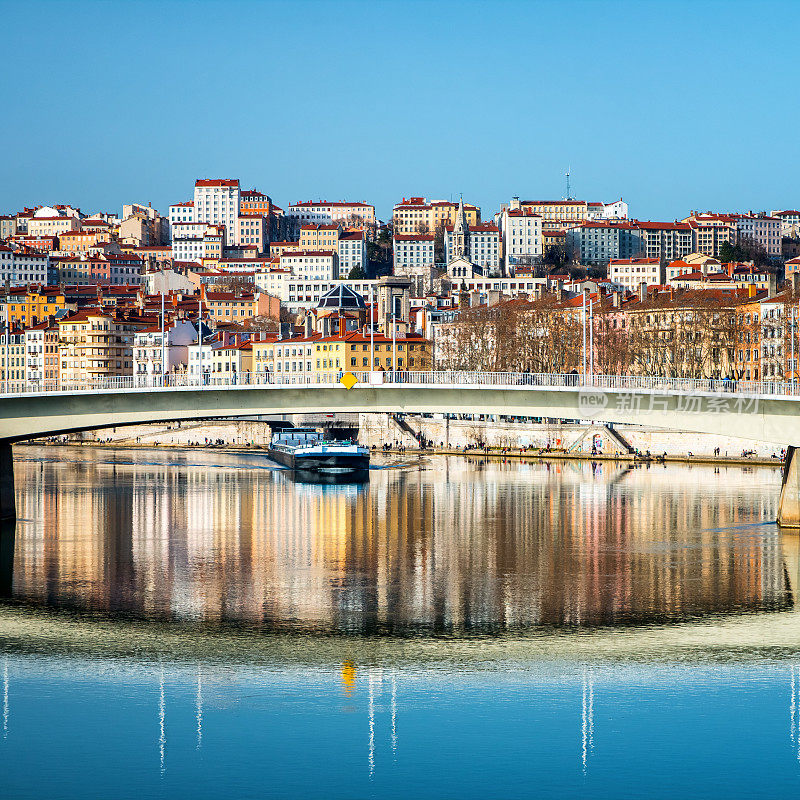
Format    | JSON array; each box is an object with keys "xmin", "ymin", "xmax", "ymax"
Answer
[{"xmin": 2, "ymin": 370, "xmax": 800, "ymax": 525}]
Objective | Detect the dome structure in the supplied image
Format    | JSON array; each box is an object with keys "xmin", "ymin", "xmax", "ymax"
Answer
[{"xmin": 316, "ymin": 284, "xmax": 366, "ymax": 310}]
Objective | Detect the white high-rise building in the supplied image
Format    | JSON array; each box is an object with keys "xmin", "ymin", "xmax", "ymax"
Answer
[
  {"xmin": 497, "ymin": 207, "xmax": 543, "ymax": 273},
  {"xmin": 193, "ymin": 179, "xmax": 241, "ymax": 245}
]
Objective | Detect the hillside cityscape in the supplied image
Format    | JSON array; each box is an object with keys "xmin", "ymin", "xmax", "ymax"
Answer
[{"xmin": 1, "ymin": 182, "xmax": 799, "ymax": 383}]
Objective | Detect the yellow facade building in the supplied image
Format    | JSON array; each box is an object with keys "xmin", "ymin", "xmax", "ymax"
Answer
[{"xmin": 393, "ymin": 197, "xmax": 480, "ymax": 235}]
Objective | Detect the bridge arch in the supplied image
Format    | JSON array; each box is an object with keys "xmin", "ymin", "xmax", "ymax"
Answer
[{"xmin": 1, "ymin": 376, "xmax": 800, "ymax": 524}]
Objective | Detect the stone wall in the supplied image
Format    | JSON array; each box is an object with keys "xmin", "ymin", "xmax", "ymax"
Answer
[
  {"xmin": 54, "ymin": 412, "xmax": 784, "ymax": 459},
  {"xmin": 357, "ymin": 413, "xmax": 784, "ymax": 458}
]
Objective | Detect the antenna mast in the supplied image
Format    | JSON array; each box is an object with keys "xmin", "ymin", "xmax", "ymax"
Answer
[{"xmin": 565, "ymin": 167, "xmax": 572, "ymax": 201}]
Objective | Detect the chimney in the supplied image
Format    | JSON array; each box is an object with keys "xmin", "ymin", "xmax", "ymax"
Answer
[
  {"xmin": 612, "ymin": 289, "xmax": 621, "ymax": 309},
  {"xmin": 792, "ymin": 272, "xmax": 800, "ymax": 297},
  {"xmin": 638, "ymin": 281, "xmax": 647, "ymax": 302}
]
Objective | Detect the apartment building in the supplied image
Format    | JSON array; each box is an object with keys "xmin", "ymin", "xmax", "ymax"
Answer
[
  {"xmin": 499, "ymin": 197, "xmax": 628, "ymax": 230},
  {"xmin": 252, "ymin": 330, "xmax": 431, "ymax": 383},
  {"xmin": 285, "ymin": 201, "xmax": 376, "ymax": 236},
  {"xmin": 735, "ymin": 214, "xmax": 781, "ymax": 257},
  {"xmin": 49, "ymin": 253, "xmax": 143, "ymax": 286},
  {"xmin": 392, "ymin": 197, "xmax": 480, "ymax": 235},
  {"xmin": 0, "ymin": 328, "xmax": 25, "ymax": 382},
  {"xmin": 278, "ymin": 249, "xmax": 337, "ymax": 281},
  {"xmin": 24, "ymin": 322, "xmax": 59, "ymax": 383},
  {"xmin": 684, "ymin": 214, "xmax": 738, "ymax": 258},
  {"xmin": 59, "ymin": 228, "xmax": 112, "ymax": 254},
  {"xmin": 193, "ymin": 179, "xmax": 241, "ymax": 245},
  {"xmin": 168, "ymin": 201, "xmax": 195, "ymax": 227},
  {"xmin": 0, "ymin": 287, "xmax": 68, "ymax": 327},
  {"xmin": 299, "ymin": 224, "xmax": 339, "ymax": 252},
  {"xmin": 393, "ymin": 234, "xmax": 435, "ymax": 273},
  {"xmin": 0, "ymin": 216, "xmax": 16, "ymax": 239},
  {"xmin": 636, "ymin": 221, "xmax": 694, "ymax": 261},
  {"xmin": 57, "ymin": 308, "xmax": 153, "ymax": 382},
  {"xmin": 240, "ymin": 190, "xmax": 274, "ymax": 217},
  {"xmin": 0, "ymin": 248, "xmax": 49, "ymax": 284},
  {"xmin": 608, "ymin": 258, "xmax": 665, "ymax": 290},
  {"xmin": 27, "ymin": 212, "xmax": 80, "ymax": 239},
  {"xmin": 171, "ymin": 222, "xmax": 226, "ymax": 264},
  {"xmin": 497, "ymin": 208, "xmax": 543, "ymax": 272},
  {"xmin": 133, "ymin": 319, "xmax": 198, "ymax": 376},
  {"xmin": 337, "ymin": 230, "xmax": 367, "ymax": 278},
  {"xmin": 237, "ymin": 214, "xmax": 268, "ymax": 254},
  {"xmin": 203, "ymin": 290, "xmax": 279, "ymax": 323},
  {"xmin": 210, "ymin": 340, "xmax": 253, "ymax": 379},
  {"xmin": 773, "ymin": 210, "xmax": 800, "ymax": 238}
]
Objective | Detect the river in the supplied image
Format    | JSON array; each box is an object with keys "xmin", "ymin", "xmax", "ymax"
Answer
[{"xmin": 1, "ymin": 445, "xmax": 799, "ymax": 798}]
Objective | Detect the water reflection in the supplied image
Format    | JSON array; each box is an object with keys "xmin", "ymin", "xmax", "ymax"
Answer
[{"xmin": 5, "ymin": 446, "xmax": 789, "ymax": 633}]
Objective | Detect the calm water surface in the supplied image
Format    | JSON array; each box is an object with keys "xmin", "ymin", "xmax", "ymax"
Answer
[{"xmin": 2, "ymin": 445, "xmax": 800, "ymax": 798}]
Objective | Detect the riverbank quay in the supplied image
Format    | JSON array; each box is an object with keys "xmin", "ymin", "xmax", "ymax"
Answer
[
  {"xmin": 11, "ymin": 412, "xmax": 787, "ymax": 463},
  {"xmin": 14, "ymin": 438, "xmax": 782, "ymax": 468}
]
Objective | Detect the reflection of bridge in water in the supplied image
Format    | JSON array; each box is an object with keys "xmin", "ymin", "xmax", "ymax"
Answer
[{"xmin": 0, "ymin": 450, "xmax": 792, "ymax": 633}]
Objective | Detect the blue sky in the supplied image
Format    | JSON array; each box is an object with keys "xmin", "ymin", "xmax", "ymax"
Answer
[{"xmin": 1, "ymin": 0, "xmax": 797, "ymax": 221}]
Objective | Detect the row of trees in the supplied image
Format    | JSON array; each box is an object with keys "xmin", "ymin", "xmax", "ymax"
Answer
[{"xmin": 436, "ymin": 293, "xmax": 754, "ymax": 379}]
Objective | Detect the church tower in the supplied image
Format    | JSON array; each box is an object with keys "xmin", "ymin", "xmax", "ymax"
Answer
[{"xmin": 451, "ymin": 196, "xmax": 469, "ymax": 261}]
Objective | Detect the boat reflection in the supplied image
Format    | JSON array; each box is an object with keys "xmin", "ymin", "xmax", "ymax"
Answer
[{"xmin": 286, "ymin": 468, "xmax": 370, "ymax": 486}]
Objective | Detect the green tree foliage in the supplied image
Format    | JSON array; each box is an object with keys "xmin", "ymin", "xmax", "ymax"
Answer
[{"xmin": 347, "ymin": 265, "xmax": 366, "ymax": 279}]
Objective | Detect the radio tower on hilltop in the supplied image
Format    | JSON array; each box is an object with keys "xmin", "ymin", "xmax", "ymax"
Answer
[{"xmin": 564, "ymin": 167, "xmax": 572, "ymax": 201}]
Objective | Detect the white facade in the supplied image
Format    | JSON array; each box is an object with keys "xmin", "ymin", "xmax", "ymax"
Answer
[
  {"xmin": 773, "ymin": 210, "xmax": 800, "ymax": 238},
  {"xmin": 608, "ymin": 258, "xmax": 664, "ymax": 290},
  {"xmin": 736, "ymin": 215, "xmax": 781, "ymax": 257},
  {"xmin": 193, "ymin": 179, "xmax": 241, "ymax": 245},
  {"xmin": 134, "ymin": 320, "xmax": 198, "ymax": 376},
  {"xmin": 444, "ymin": 225, "xmax": 500, "ymax": 273},
  {"xmin": 24, "ymin": 327, "xmax": 47, "ymax": 383},
  {"xmin": 0, "ymin": 248, "xmax": 49, "ymax": 284},
  {"xmin": 0, "ymin": 246, "xmax": 13, "ymax": 283},
  {"xmin": 602, "ymin": 200, "xmax": 629, "ymax": 219},
  {"xmin": 278, "ymin": 250, "xmax": 337, "ymax": 281},
  {"xmin": 171, "ymin": 221, "xmax": 222, "ymax": 263},
  {"xmin": 337, "ymin": 231, "xmax": 367, "ymax": 277},
  {"xmin": 498, "ymin": 210, "xmax": 543, "ymax": 272},
  {"xmin": 169, "ymin": 202, "xmax": 195, "ymax": 228},
  {"xmin": 286, "ymin": 202, "xmax": 376, "ymax": 228},
  {"xmin": 393, "ymin": 235, "xmax": 435, "ymax": 273},
  {"xmin": 187, "ymin": 340, "xmax": 214, "ymax": 379},
  {"xmin": 282, "ymin": 278, "xmax": 378, "ymax": 312}
]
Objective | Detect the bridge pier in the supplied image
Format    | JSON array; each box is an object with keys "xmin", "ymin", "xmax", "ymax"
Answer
[
  {"xmin": 778, "ymin": 446, "xmax": 800, "ymax": 527},
  {"xmin": 0, "ymin": 518, "xmax": 13, "ymax": 597},
  {"xmin": 0, "ymin": 441, "xmax": 14, "ymax": 524}
]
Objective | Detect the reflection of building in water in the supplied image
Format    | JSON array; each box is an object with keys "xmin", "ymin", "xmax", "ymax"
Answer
[{"xmin": 10, "ymin": 448, "xmax": 789, "ymax": 633}]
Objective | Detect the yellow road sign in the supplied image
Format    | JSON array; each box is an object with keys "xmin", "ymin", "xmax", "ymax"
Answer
[{"xmin": 339, "ymin": 372, "xmax": 358, "ymax": 390}]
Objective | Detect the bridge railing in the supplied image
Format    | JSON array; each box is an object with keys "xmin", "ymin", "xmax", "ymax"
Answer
[{"xmin": 0, "ymin": 371, "xmax": 798, "ymax": 398}]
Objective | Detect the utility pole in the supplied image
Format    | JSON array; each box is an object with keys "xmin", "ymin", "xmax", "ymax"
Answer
[
  {"xmin": 392, "ymin": 295, "xmax": 397, "ymax": 376},
  {"xmin": 589, "ymin": 296, "xmax": 594, "ymax": 381},
  {"xmin": 160, "ymin": 288, "xmax": 166, "ymax": 386},
  {"xmin": 198, "ymin": 295, "xmax": 203, "ymax": 386},
  {"xmin": 582, "ymin": 290, "xmax": 587, "ymax": 383},
  {"xmin": 3, "ymin": 315, "xmax": 7, "ymax": 395}
]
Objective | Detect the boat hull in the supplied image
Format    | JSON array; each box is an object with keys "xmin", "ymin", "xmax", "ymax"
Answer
[{"xmin": 269, "ymin": 448, "xmax": 370, "ymax": 475}]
